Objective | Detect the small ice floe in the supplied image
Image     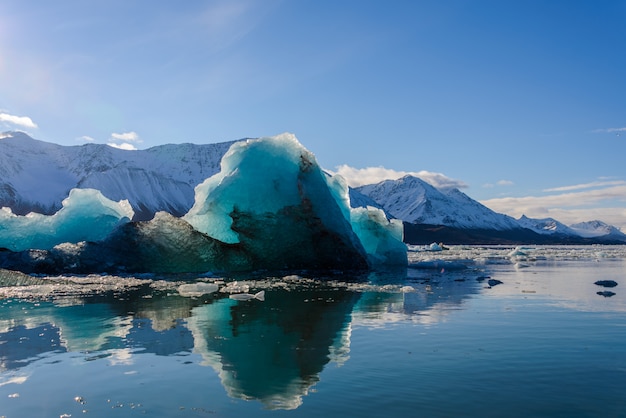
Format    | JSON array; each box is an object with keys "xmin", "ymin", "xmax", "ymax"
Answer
[
  {"xmin": 507, "ymin": 247, "xmax": 527, "ymax": 257},
  {"xmin": 407, "ymin": 242, "xmax": 446, "ymax": 252},
  {"xmin": 428, "ymin": 242, "xmax": 443, "ymax": 251},
  {"xmin": 229, "ymin": 290, "xmax": 265, "ymax": 301},
  {"xmin": 594, "ymin": 280, "xmax": 618, "ymax": 288},
  {"xmin": 514, "ymin": 262, "xmax": 530, "ymax": 269},
  {"xmin": 177, "ymin": 282, "xmax": 219, "ymax": 297}
]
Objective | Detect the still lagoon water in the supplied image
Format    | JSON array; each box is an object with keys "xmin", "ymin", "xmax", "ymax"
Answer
[{"xmin": 1, "ymin": 245, "xmax": 625, "ymax": 417}]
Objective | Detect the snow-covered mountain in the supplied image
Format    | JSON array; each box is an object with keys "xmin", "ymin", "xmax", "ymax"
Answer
[
  {"xmin": 355, "ymin": 175, "xmax": 625, "ymax": 244},
  {"xmin": 516, "ymin": 215, "xmax": 580, "ymax": 236},
  {"xmin": 570, "ymin": 220, "xmax": 626, "ymax": 240},
  {"xmin": 0, "ymin": 131, "xmax": 238, "ymax": 220},
  {"xmin": 355, "ymin": 175, "xmax": 520, "ymax": 230},
  {"xmin": 2, "ymin": 132, "xmax": 624, "ymax": 244}
]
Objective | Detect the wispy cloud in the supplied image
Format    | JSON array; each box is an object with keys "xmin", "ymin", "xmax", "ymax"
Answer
[
  {"xmin": 332, "ymin": 165, "xmax": 468, "ymax": 189},
  {"xmin": 0, "ymin": 112, "xmax": 38, "ymax": 129},
  {"xmin": 543, "ymin": 180, "xmax": 626, "ymax": 193},
  {"xmin": 592, "ymin": 127, "xmax": 626, "ymax": 134},
  {"xmin": 483, "ymin": 179, "xmax": 514, "ymax": 188},
  {"xmin": 481, "ymin": 182, "xmax": 626, "ymax": 230},
  {"xmin": 77, "ymin": 135, "xmax": 95, "ymax": 142}
]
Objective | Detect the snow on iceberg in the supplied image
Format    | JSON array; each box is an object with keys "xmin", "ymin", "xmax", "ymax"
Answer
[
  {"xmin": 0, "ymin": 188, "xmax": 134, "ymax": 251},
  {"xmin": 0, "ymin": 134, "xmax": 406, "ymax": 273}
]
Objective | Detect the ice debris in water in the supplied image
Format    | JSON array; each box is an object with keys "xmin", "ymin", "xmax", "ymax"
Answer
[
  {"xmin": 177, "ymin": 282, "xmax": 219, "ymax": 297},
  {"xmin": 220, "ymin": 281, "xmax": 251, "ymax": 294},
  {"xmin": 0, "ymin": 188, "xmax": 133, "ymax": 252},
  {"xmin": 229, "ymin": 290, "xmax": 265, "ymax": 301}
]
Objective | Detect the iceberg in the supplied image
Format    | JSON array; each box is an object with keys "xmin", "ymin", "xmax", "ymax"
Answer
[
  {"xmin": 0, "ymin": 188, "xmax": 134, "ymax": 252},
  {"xmin": 0, "ymin": 134, "xmax": 407, "ymax": 274}
]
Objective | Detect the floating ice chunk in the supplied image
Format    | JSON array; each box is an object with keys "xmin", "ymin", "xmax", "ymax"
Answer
[
  {"xmin": 0, "ymin": 188, "xmax": 133, "ymax": 251},
  {"xmin": 182, "ymin": 133, "xmax": 407, "ymax": 270},
  {"xmin": 177, "ymin": 282, "xmax": 219, "ymax": 297},
  {"xmin": 507, "ymin": 247, "xmax": 527, "ymax": 257},
  {"xmin": 429, "ymin": 242, "xmax": 443, "ymax": 251},
  {"xmin": 400, "ymin": 285, "xmax": 416, "ymax": 293},
  {"xmin": 349, "ymin": 205, "xmax": 408, "ymax": 266},
  {"xmin": 229, "ymin": 290, "xmax": 265, "ymax": 301}
]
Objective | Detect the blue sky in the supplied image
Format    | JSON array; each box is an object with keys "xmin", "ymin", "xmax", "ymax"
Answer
[{"xmin": 1, "ymin": 0, "xmax": 625, "ymax": 229}]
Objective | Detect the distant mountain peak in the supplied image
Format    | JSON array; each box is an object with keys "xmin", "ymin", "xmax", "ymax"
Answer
[
  {"xmin": 570, "ymin": 220, "xmax": 626, "ymax": 239},
  {"xmin": 355, "ymin": 175, "xmax": 519, "ymax": 230},
  {"xmin": 517, "ymin": 215, "xmax": 578, "ymax": 236}
]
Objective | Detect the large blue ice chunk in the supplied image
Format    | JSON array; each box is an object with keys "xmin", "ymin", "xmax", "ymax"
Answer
[
  {"xmin": 184, "ymin": 133, "xmax": 406, "ymax": 268},
  {"xmin": 0, "ymin": 188, "xmax": 134, "ymax": 251}
]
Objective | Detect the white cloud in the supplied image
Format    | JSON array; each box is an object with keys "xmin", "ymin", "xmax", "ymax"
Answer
[
  {"xmin": 543, "ymin": 180, "xmax": 626, "ymax": 193},
  {"xmin": 0, "ymin": 112, "xmax": 38, "ymax": 129},
  {"xmin": 481, "ymin": 183, "xmax": 626, "ymax": 230},
  {"xmin": 483, "ymin": 180, "xmax": 514, "ymax": 188},
  {"xmin": 77, "ymin": 135, "xmax": 95, "ymax": 142},
  {"xmin": 107, "ymin": 142, "xmax": 137, "ymax": 151},
  {"xmin": 110, "ymin": 131, "xmax": 141, "ymax": 142},
  {"xmin": 107, "ymin": 131, "xmax": 141, "ymax": 150},
  {"xmin": 331, "ymin": 165, "xmax": 468, "ymax": 189}
]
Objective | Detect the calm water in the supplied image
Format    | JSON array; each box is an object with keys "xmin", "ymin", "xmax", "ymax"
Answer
[{"xmin": 1, "ymin": 246, "xmax": 625, "ymax": 417}]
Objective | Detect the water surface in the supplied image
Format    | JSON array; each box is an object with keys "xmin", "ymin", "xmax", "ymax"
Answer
[{"xmin": 1, "ymin": 246, "xmax": 625, "ymax": 417}]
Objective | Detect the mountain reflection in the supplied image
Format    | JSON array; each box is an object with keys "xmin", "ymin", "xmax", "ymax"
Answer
[{"xmin": 0, "ymin": 274, "xmax": 480, "ymax": 409}]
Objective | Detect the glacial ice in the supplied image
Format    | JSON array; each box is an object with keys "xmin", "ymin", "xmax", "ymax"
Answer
[
  {"xmin": 178, "ymin": 282, "xmax": 219, "ymax": 297},
  {"xmin": 0, "ymin": 134, "xmax": 407, "ymax": 273},
  {"xmin": 0, "ymin": 188, "xmax": 134, "ymax": 251},
  {"xmin": 182, "ymin": 133, "xmax": 406, "ymax": 269}
]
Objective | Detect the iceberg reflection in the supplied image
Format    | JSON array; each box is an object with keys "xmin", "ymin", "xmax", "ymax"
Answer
[{"xmin": 0, "ymin": 272, "xmax": 481, "ymax": 409}]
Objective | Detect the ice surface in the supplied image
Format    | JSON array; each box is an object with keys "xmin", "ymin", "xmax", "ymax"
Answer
[{"xmin": 0, "ymin": 188, "xmax": 134, "ymax": 251}]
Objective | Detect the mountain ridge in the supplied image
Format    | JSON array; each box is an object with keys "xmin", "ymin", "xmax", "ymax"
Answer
[
  {"xmin": 0, "ymin": 131, "xmax": 239, "ymax": 220},
  {"xmin": 355, "ymin": 174, "xmax": 626, "ymax": 244},
  {"xmin": 1, "ymin": 132, "xmax": 624, "ymax": 244}
]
